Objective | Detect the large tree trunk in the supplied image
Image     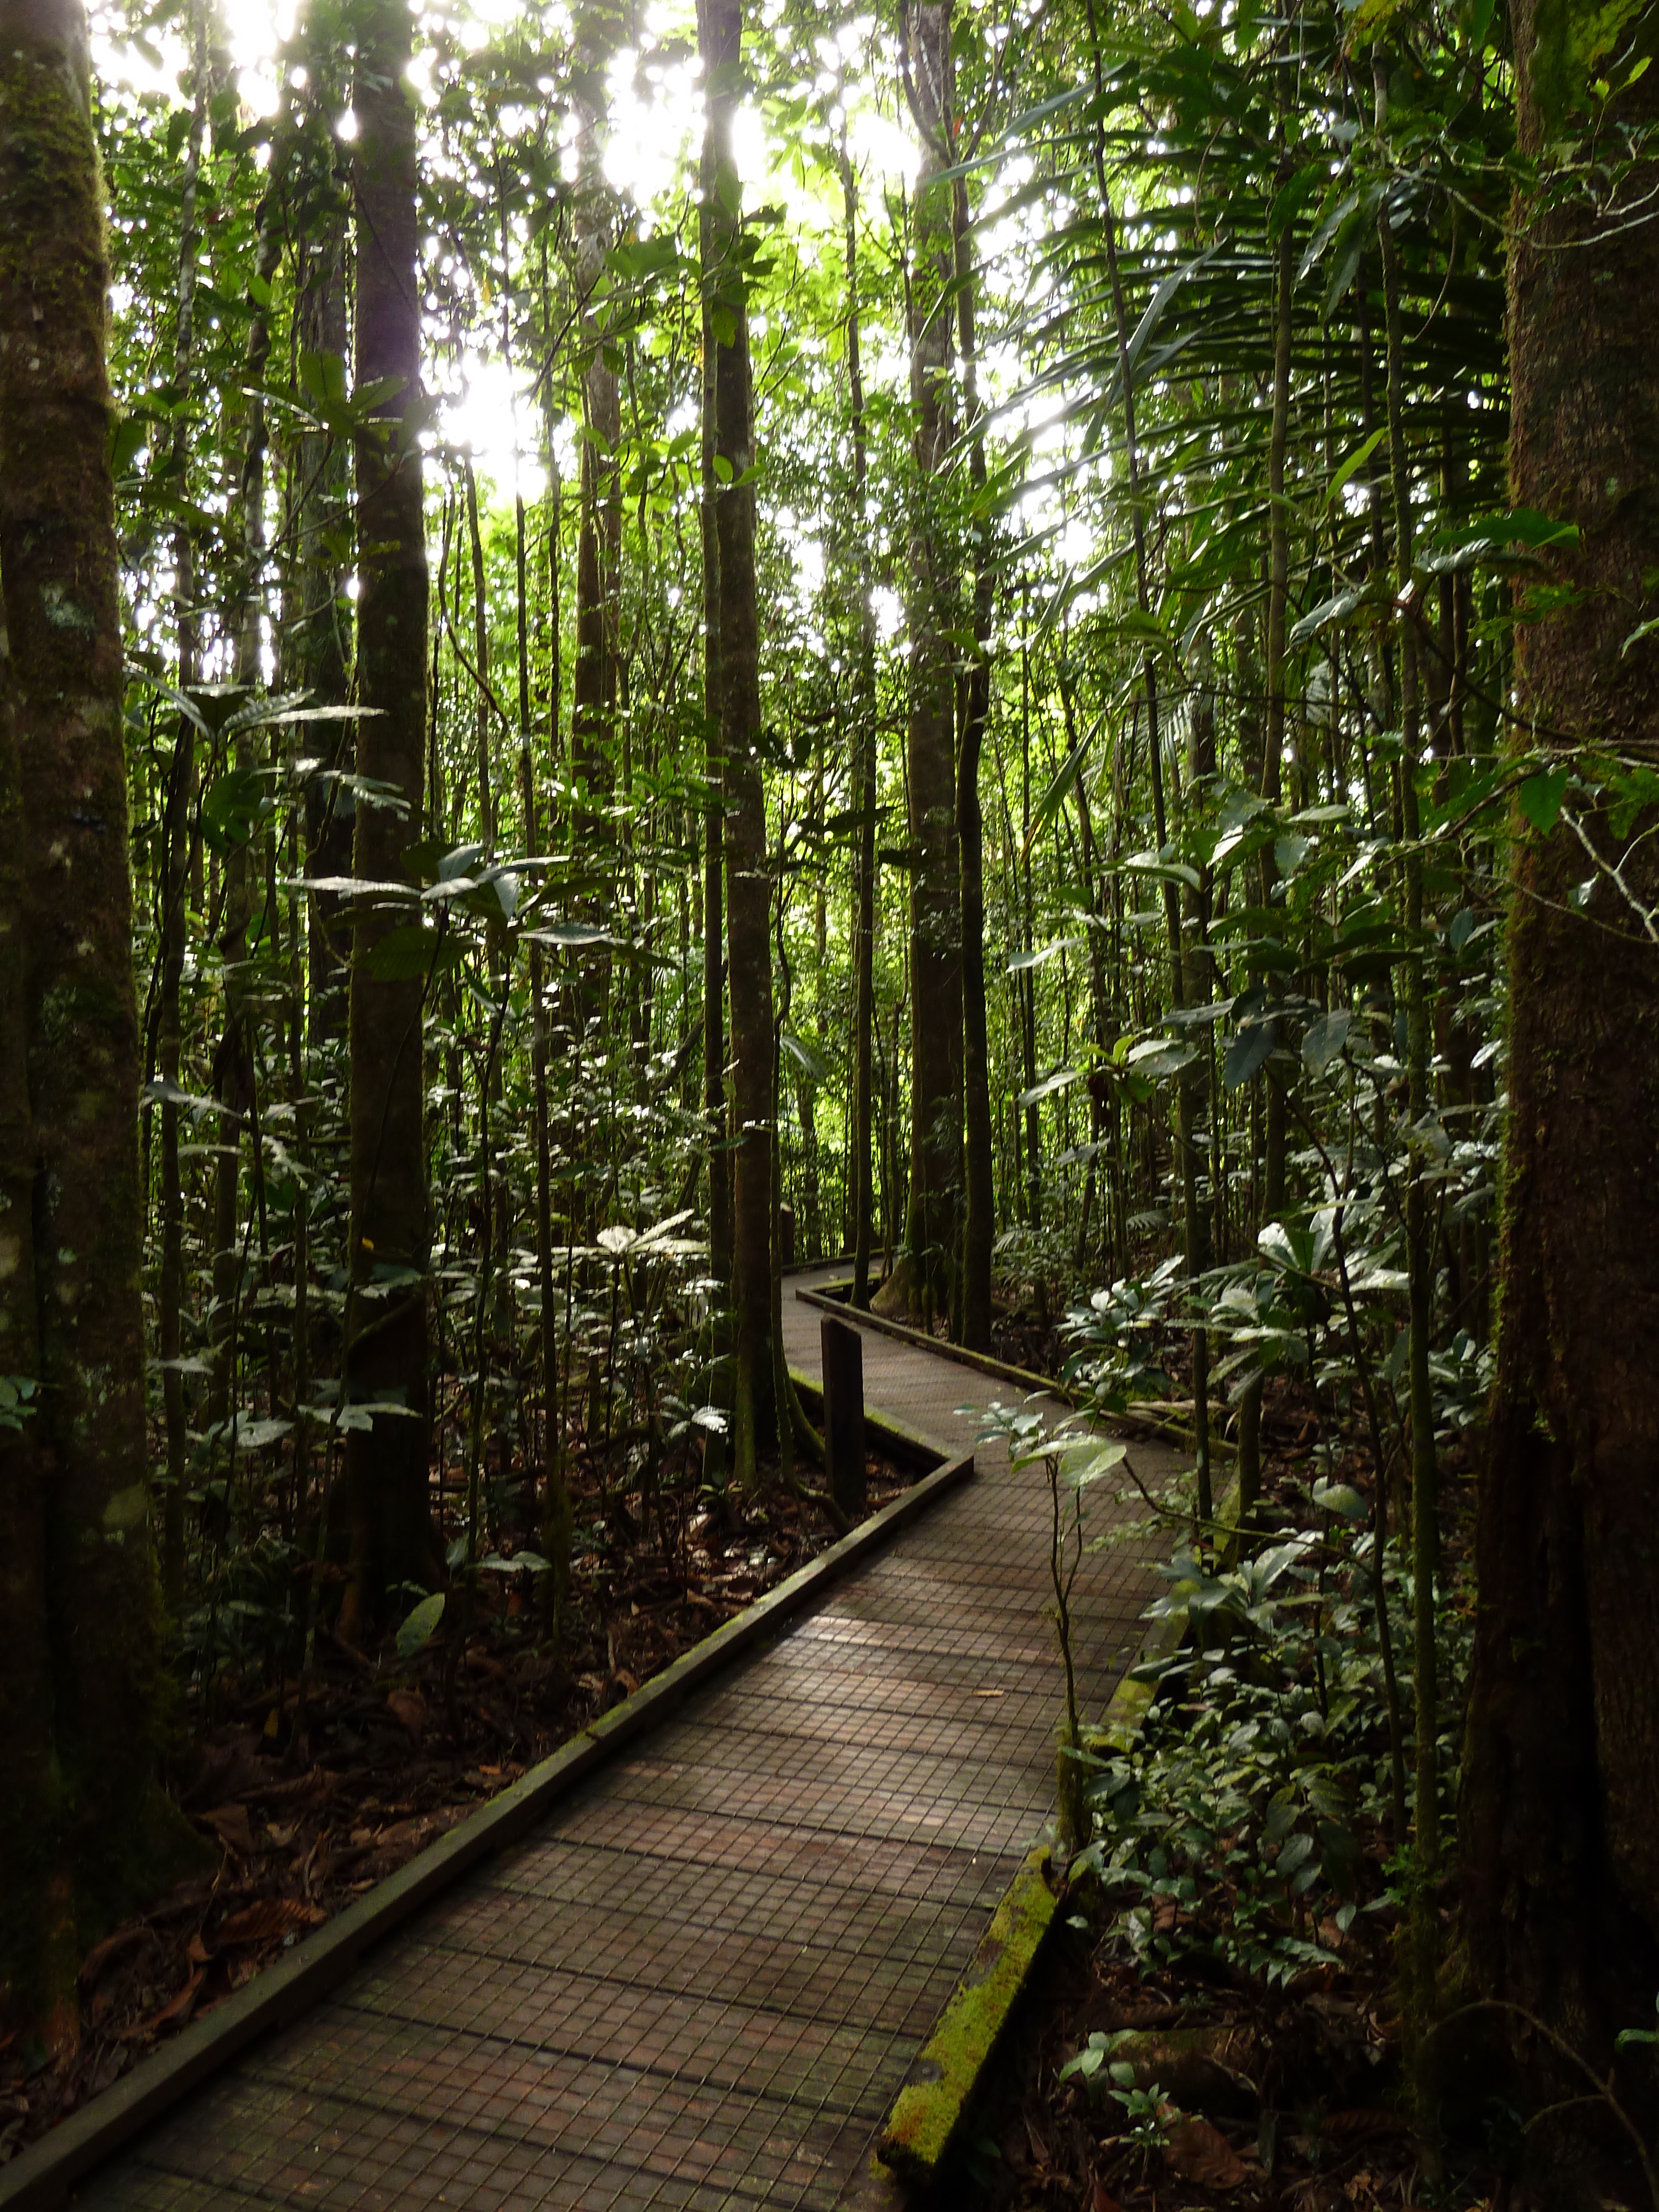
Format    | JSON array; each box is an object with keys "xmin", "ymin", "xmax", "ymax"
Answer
[
  {"xmin": 703, "ymin": 0, "xmax": 775, "ymax": 1480},
  {"xmin": 901, "ymin": 0, "xmax": 964, "ymax": 1329},
  {"xmin": 342, "ymin": 0, "xmax": 436, "ymax": 1630},
  {"xmin": 0, "ymin": 0, "xmax": 196, "ymax": 2036},
  {"xmin": 1461, "ymin": 3, "xmax": 1659, "ymax": 2078}
]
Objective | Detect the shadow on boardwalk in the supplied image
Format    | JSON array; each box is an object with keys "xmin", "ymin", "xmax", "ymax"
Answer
[{"xmin": 71, "ymin": 1269, "xmax": 1183, "ymax": 2212}]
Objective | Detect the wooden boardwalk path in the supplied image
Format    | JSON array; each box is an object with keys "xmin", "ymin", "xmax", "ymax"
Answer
[{"xmin": 75, "ymin": 1270, "xmax": 1182, "ymax": 2212}]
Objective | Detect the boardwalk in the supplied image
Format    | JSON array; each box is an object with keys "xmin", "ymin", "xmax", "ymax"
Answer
[{"xmin": 74, "ymin": 1271, "xmax": 1182, "ymax": 2212}]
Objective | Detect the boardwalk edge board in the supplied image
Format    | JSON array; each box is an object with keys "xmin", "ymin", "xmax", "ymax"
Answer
[
  {"xmin": 873, "ymin": 1472, "xmax": 1244, "ymax": 2192},
  {"xmin": 0, "ymin": 1425, "xmax": 974, "ymax": 2212},
  {"xmin": 875, "ymin": 1840, "xmax": 1060, "ymax": 2185},
  {"xmin": 792, "ymin": 1279, "xmax": 1237, "ymax": 1459}
]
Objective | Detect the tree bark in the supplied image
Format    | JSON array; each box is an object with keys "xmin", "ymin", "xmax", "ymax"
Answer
[
  {"xmin": 464, "ymin": 456, "xmax": 496, "ymax": 846},
  {"xmin": 901, "ymin": 0, "xmax": 964, "ymax": 1328},
  {"xmin": 158, "ymin": 0, "xmax": 208, "ymax": 1606},
  {"xmin": 703, "ymin": 0, "xmax": 775, "ymax": 1479},
  {"xmin": 290, "ymin": 8, "xmax": 354, "ymax": 1041},
  {"xmin": 1461, "ymin": 0, "xmax": 1659, "ymax": 2071},
  {"xmin": 570, "ymin": 0, "xmax": 621, "ymax": 1030},
  {"xmin": 698, "ymin": 100, "xmax": 732, "ymax": 1457},
  {"xmin": 1375, "ymin": 117, "xmax": 1441, "ymax": 2042},
  {"xmin": 954, "ymin": 175, "xmax": 994, "ymax": 1352},
  {"xmin": 342, "ymin": 0, "xmax": 437, "ymax": 1629},
  {"xmin": 840, "ymin": 133, "xmax": 879, "ymax": 1313},
  {"xmin": 0, "ymin": 0, "xmax": 195, "ymax": 2033}
]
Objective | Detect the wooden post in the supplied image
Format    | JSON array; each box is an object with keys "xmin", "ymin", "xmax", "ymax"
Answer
[
  {"xmin": 821, "ymin": 1314, "xmax": 866, "ymax": 1520},
  {"xmin": 778, "ymin": 1202, "xmax": 796, "ymax": 1268}
]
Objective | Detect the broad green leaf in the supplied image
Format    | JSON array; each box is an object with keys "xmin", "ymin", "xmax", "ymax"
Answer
[
  {"xmin": 1313, "ymin": 1480, "xmax": 1368, "ymax": 1522},
  {"xmin": 1327, "ymin": 427, "xmax": 1386, "ymax": 507},
  {"xmin": 396, "ymin": 1591, "xmax": 445, "ymax": 1660},
  {"xmin": 1517, "ymin": 766, "xmax": 1571, "ymax": 832},
  {"xmin": 1224, "ymin": 1020, "xmax": 1276, "ymax": 1090},
  {"xmin": 1020, "ymin": 1067, "xmax": 1081, "ymax": 1107},
  {"xmin": 1301, "ymin": 1009, "xmax": 1351, "ymax": 1074},
  {"xmin": 1128, "ymin": 1038, "xmax": 1199, "ymax": 1080}
]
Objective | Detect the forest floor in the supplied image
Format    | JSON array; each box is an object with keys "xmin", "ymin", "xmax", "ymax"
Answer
[
  {"xmin": 0, "ymin": 1437, "xmax": 915, "ymax": 2166},
  {"xmin": 972, "ymin": 1371, "xmax": 1485, "ymax": 2212}
]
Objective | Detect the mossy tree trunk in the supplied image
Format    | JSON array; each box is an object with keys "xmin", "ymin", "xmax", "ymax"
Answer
[
  {"xmin": 703, "ymin": 0, "xmax": 776, "ymax": 1480},
  {"xmin": 1460, "ymin": 0, "xmax": 1659, "ymax": 2069},
  {"xmin": 342, "ymin": 0, "xmax": 437, "ymax": 1631},
  {"xmin": 0, "ymin": 0, "xmax": 196, "ymax": 2037}
]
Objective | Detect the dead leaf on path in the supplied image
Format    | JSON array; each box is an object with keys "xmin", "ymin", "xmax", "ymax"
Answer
[
  {"xmin": 385, "ymin": 1688, "xmax": 427, "ymax": 1739},
  {"xmin": 200, "ymin": 1804, "xmax": 254, "ymax": 1855},
  {"xmin": 79, "ymin": 1926, "xmax": 144, "ymax": 1987},
  {"xmin": 1323, "ymin": 2109, "xmax": 1412, "ymax": 2140},
  {"xmin": 215, "ymin": 1898, "xmax": 324, "ymax": 1948},
  {"xmin": 1093, "ymin": 2178, "xmax": 1123, "ymax": 2212},
  {"xmin": 1166, "ymin": 2115, "xmax": 1254, "ymax": 2188}
]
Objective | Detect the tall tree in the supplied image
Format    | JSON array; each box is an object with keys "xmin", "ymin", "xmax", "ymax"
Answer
[
  {"xmin": 0, "ymin": 0, "xmax": 197, "ymax": 2039},
  {"xmin": 699, "ymin": 82, "xmax": 732, "ymax": 1448},
  {"xmin": 840, "ymin": 127, "xmax": 880, "ymax": 1312},
  {"xmin": 954, "ymin": 170, "xmax": 995, "ymax": 1350},
  {"xmin": 900, "ymin": 0, "xmax": 965, "ymax": 1328},
  {"xmin": 1462, "ymin": 1, "xmax": 1659, "ymax": 2070},
  {"xmin": 341, "ymin": 0, "xmax": 437, "ymax": 1627},
  {"xmin": 156, "ymin": 0, "xmax": 210, "ymax": 1605},
  {"xmin": 570, "ymin": 0, "xmax": 622, "ymax": 916},
  {"xmin": 290, "ymin": 0, "xmax": 356, "ymax": 1040},
  {"xmin": 703, "ymin": 0, "xmax": 776, "ymax": 1479}
]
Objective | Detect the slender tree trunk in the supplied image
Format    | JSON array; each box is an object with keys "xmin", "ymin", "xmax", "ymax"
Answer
[
  {"xmin": 465, "ymin": 456, "xmax": 496, "ymax": 846},
  {"xmin": 841, "ymin": 133, "xmax": 879, "ymax": 1312},
  {"xmin": 1375, "ymin": 120, "xmax": 1441, "ymax": 2057},
  {"xmin": 703, "ymin": 0, "xmax": 775, "ymax": 1480},
  {"xmin": 1462, "ymin": 0, "xmax": 1659, "ymax": 2074},
  {"xmin": 1261, "ymin": 204, "xmax": 1292, "ymax": 1206},
  {"xmin": 0, "ymin": 0, "xmax": 196, "ymax": 2035},
  {"xmin": 208, "ymin": 131, "xmax": 286, "ymax": 1444},
  {"xmin": 954, "ymin": 175, "xmax": 994, "ymax": 1350},
  {"xmin": 1086, "ymin": 0, "xmax": 1209, "ymax": 1514},
  {"xmin": 1019, "ymin": 596, "xmax": 1041, "ymax": 1227},
  {"xmin": 291, "ymin": 15, "xmax": 354, "ymax": 1041},
  {"xmin": 698, "ymin": 109, "xmax": 732, "ymax": 1468},
  {"xmin": 159, "ymin": 0, "xmax": 208, "ymax": 1606},
  {"xmin": 900, "ymin": 0, "xmax": 964, "ymax": 1328},
  {"xmin": 1234, "ymin": 205, "xmax": 1296, "ymax": 1524},
  {"xmin": 342, "ymin": 0, "xmax": 437, "ymax": 1629},
  {"xmin": 570, "ymin": 0, "xmax": 620, "ymax": 1044}
]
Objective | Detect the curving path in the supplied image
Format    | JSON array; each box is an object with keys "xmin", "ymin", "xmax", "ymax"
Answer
[{"xmin": 70, "ymin": 1270, "xmax": 1183, "ymax": 2212}]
